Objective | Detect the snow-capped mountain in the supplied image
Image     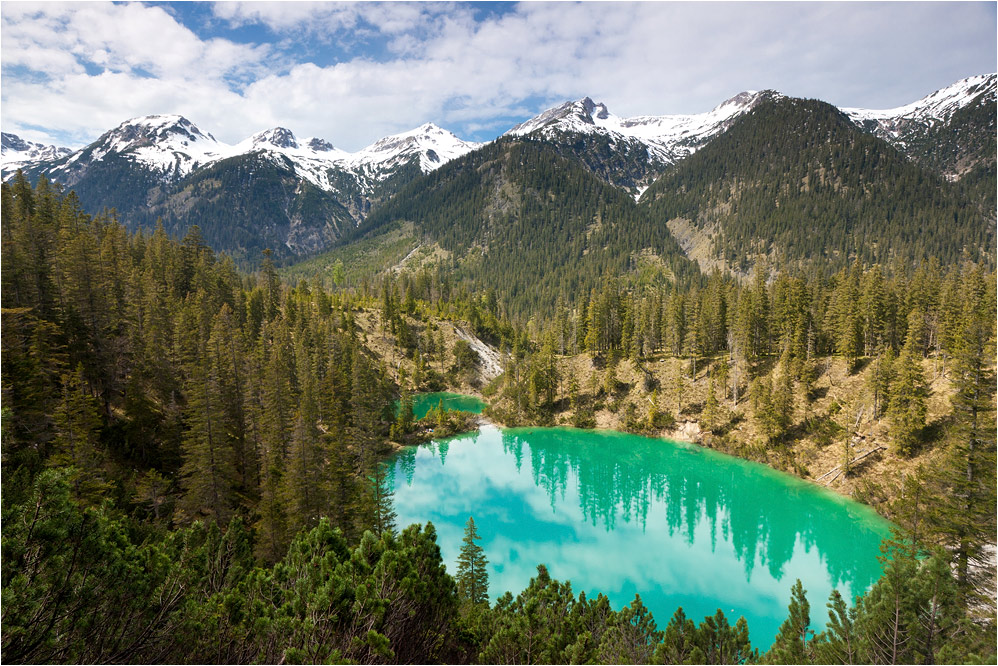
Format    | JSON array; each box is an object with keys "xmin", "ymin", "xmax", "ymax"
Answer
[
  {"xmin": 1, "ymin": 132, "xmax": 72, "ymax": 172},
  {"xmin": 507, "ymin": 91, "xmax": 774, "ymax": 165},
  {"xmin": 3, "ymin": 72, "xmax": 990, "ymax": 262},
  {"xmin": 47, "ymin": 114, "xmax": 226, "ymax": 183},
  {"xmin": 505, "ymin": 91, "xmax": 775, "ymax": 197},
  {"xmin": 10, "ymin": 115, "xmax": 482, "ymax": 199},
  {"xmin": 344, "ymin": 123, "xmax": 482, "ymax": 176},
  {"xmin": 1, "ymin": 115, "xmax": 483, "ymax": 261},
  {"xmin": 842, "ymin": 74, "xmax": 996, "ymax": 178},
  {"xmin": 843, "ymin": 74, "xmax": 995, "ymax": 141}
]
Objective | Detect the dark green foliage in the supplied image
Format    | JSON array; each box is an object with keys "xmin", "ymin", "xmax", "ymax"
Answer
[
  {"xmin": 928, "ymin": 264, "xmax": 997, "ymax": 595},
  {"xmin": 886, "ymin": 344, "xmax": 927, "ymax": 455},
  {"xmin": 643, "ymin": 96, "xmax": 995, "ymax": 272},
  {"xmin": 0, "ymin": 469, "xmax": 228, "ymax": 664},
  {"xmin": 3, "ymin": 170, "xmax": 995, "ymax": 666},
  {"xmin": 531, "ymin": 126, "xmax": 670, "ymax": 195},
  {"xmin": 0, "ymin": 177, "xmax": 400, "ymax": 556},
  {"xmin": 787, "ymin": 539, "xmax": 994, "ymax": 666}
]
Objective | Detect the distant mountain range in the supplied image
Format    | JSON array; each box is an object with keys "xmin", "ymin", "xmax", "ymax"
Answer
[{"xmin": 3, "ymin": 73, "xmax": 994, "ymax": 268}]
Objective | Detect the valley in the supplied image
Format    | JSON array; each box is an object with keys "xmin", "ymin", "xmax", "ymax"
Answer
[{"xmin": 2, "ymin": 69, "xmax": 995, "ymax": 665}]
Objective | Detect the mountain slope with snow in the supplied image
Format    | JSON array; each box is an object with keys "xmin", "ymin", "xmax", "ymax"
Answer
[
  {"xmin": 1, "ymin": 132, "xmax": 73, "ymax": 173},
  {"xmin": 505, "ymin": 91, "xmax": 775, "ymax": 196},
  {"xmin": 9, "ymin": 115, "xmax": 481, "ymax": 194},
  {"xmin": 844, "ymin": 74, "xmax": 995, "ymax": 132},
  {"xmin": 3, "ymin": 72, "xmax": 991, "ymax": 265},
  {"xmin": 1, "ymin": 115, "xmax": 483, "ymax": 262},
  {"xmin": 843, "ymin": 74, "xmax": 996, "ymax": 179}
]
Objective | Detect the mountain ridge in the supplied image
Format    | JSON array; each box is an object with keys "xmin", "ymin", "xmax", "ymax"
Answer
[
  {"xmin": 6, "ymin": 72, "xmax": 992, "ymax": 185},
  {"xmin": 3, "ymin": 73, "xmax": 992, "ymax": 266}
]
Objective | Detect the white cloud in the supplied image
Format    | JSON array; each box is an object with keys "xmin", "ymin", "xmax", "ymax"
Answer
[{"xmin": 1, "ymin": 1, "xmax": 994, "ymax": 151}]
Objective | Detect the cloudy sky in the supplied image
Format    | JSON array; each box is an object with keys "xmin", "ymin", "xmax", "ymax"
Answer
[{"xmin": 2, "ymin": 1, "xmax": 995, "ymax": 151}]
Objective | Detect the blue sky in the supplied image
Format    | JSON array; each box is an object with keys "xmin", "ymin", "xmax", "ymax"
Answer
[{"xmin": 2, "ymin": 2, "xmax": 995, "ymax": 151}]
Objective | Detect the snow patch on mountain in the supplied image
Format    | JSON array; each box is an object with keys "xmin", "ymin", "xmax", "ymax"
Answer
[
  {"xmin": 506, "ymin": 91, "xmax": 775, "ymax": 164},
  {"xmin": 844, "ymin": 74, "xmax": 995, "ymax": 125},
  {"xmin": 9, "ymin": 114, "xmax": 483, "ymax": 194},
  {"xmin": 345, "ymin": 123, "xmax": 483, "ymax": 175},
  {"xmin": 1, "ymin": 132, "xmax": 72, "ymax": 172},
  {"xmin": 842, "ymin": 74, "xmax": 996, "ymax": 148}
]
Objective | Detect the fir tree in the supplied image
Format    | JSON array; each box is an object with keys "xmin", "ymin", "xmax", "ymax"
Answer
[{"xmin": 456, "ymin": 516, "xmax": 489, "ymax": 607}]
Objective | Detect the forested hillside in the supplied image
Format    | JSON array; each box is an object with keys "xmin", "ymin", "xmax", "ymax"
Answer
[
  {"xmin": 2, "ymin": 174, "xmax": 996, "ymax": 664},
  {"xmin": 642, "ymin": 97, "xmax": 995, "ymax": 274},
  {"xmin": 335, "ymin": 137, "xmax": 699, "ymax": 321}
]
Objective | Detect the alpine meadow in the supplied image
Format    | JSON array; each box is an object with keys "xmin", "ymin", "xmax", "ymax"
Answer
[{"xmin": 1, "ymin": 2, "xmax": 996, "ymax": 664}]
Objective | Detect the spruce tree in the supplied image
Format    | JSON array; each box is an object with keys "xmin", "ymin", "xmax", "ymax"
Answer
[
  {"xmin": 50, "ymin": 364, "xmax": 108, "ymax": 502},
  {"xmin": 370, "ymin": 460, "xmax": 397, "ymax": 537},
  {"xmin": 177, "ymin": 325, "xmax": 236, "ymax": 525},
  {"xmin": 887, "ymin": 325, "xmax": 927, "ymax": 456},
  {"xmin": 813, "ymin": 589, "xmax": 858, "ymax": 665},
  {"xmin": 456, "ymin": 516, "xmax": 489, "ymax": 607}
]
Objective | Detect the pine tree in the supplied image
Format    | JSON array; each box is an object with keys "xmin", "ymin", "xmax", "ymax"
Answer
[
  {"xmin": 456, "ymin": 516, "xmax": 489, "ymax": 607},
  {"xmin": 813, "ymin": 589, "xmax": 858, "ymax": 665},
  {"xmin": 856, "ymin": 540, "xmax": 920, "ymax": 665},
  {"xmin": 702, "ymin": 371, "xmax": 722, "ymax": 434},
  {"xmin": 370, "ymin": 460, "xmax": 397, "ymax": 537},
  {"xmin": 656, "ymin": 607, "xmax": 698, "ymax": 664},
  {"xmin": 50, "ymin": 364, "xmax": 108, "ymax": 502},
  {"xmin": 887, "ymin": 326, "xmax": 927, "ymax": 456},
  {"xmin": 176, "ymin": 332, "xmax": 236, "ymax": 525},
  {"xmin": 867, "ymin": 346, "xmax": 896, "ymax": 419},
  {"xmin": 765, "ymin": 579, "xmax": 813, "ymax": 664}
]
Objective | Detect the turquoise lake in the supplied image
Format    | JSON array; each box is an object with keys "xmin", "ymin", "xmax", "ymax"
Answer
[
  {"xmin": 390, "ymin": 423, "xmax": 893, "ymax": 649},
  {"xmin": 405, "ymin": 391, "xmax": 487, "ymax": 420}
]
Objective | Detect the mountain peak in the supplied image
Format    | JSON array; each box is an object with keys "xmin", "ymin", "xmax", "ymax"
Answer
[
  {"xmin": 843, "ymin": 72, "xmax": 996, "ymax": 123},
  {"xmin": 306, "ymin": 137, "xmax": 335, "ymax": 152},
  {"xmin": 506, "ymin": 96, "xmax": 614, "ymax": 136},
  {"xmin": 578, "ymin": 97, "xmax": 610, "ymax": 120},
  {"xmin": 250, "ymin": 127, "xmax": 299, "ymax": 150},
  {"xmin": 98, "ymin": 114, "xmax": 216, "ymax": 153}
]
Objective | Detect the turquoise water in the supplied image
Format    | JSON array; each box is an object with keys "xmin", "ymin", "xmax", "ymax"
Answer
[
  {"xmin": 390, "ymin": 425, "xmax": 893, "ymax": 649},
  {"xmin": 405, "ymin": 392, "xmax": 487, "ymax": 420}
]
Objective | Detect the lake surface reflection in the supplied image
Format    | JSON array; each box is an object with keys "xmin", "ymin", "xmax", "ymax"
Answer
[{"xmin": 390, "ymin": 425, "xmax": 892, "ymax": 648}]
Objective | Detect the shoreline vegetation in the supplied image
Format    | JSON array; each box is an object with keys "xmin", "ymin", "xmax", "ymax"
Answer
[{"xmin": 384, "ymin": 316, "xmax": 983, "ymax": 527}]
